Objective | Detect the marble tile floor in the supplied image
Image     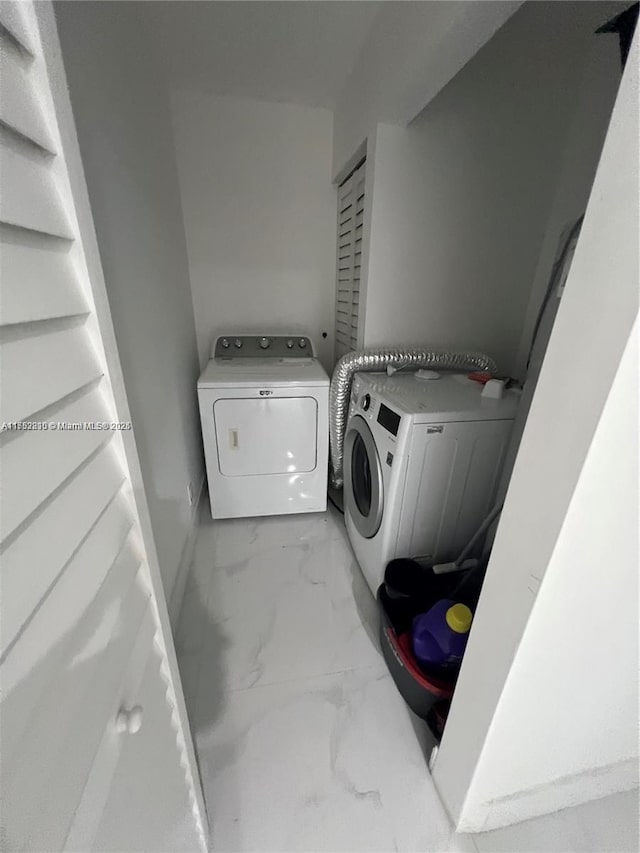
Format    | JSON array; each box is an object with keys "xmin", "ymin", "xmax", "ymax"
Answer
[{"xmin": 176, "ymin": 505, "xmax": 639, "ymax": 853}]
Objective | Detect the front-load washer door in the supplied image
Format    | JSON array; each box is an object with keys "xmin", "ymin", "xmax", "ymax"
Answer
[
  {"xmin": 344, "ymin": 416, "xmax": 383, "ymax": 538},
  {"xmin": 214, "ymin": 396, "xmax": 318, "ymax": 476}
]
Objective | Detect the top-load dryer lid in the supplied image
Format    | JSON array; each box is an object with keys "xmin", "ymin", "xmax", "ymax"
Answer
[
  {"xmin": 357, "ymin": 372, "xmax": 519, "ymax": 422},
  {"xmin": 198, "ymin": 357, "xmax": 329, "ymax": 389}
]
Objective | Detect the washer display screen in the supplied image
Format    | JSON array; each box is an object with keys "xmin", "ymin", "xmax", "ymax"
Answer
[{"xmin": 377, "ymin": 404, "xmax": 400, "ymax": 436}]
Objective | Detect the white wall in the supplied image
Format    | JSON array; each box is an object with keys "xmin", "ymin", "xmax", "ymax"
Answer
[
  {"xmin": 361, "ymin": 1, "xmax": 624, "ymax": 376},
  {"xmin": 332, "ymin": 1, "xmax": 523, "ymax": 177},
  {"xmin": 55, "ymin": 3, "xmax": 204, "ymax": 600},
  {"xmin": 513, "ymin": 23, "xmax": 624, "ymax": 377},
  {"xmin": 464, "ymin": 318, "xmax": 639, "ymax": 828},
  {"xmin": 433, "ymin": 30, "xmax": 639, "ymax": 830},
  {"xmin": 170, "ymin": 91, "xmax": 336, "ymax": 371}
]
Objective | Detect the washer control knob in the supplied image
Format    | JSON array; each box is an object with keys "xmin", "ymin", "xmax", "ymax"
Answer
[
  {"xmin": 234, "ymin": 338, "xmax": 243, "ymax": 349},
  {"xmin": 259, "ymin": 337, "xmax": 270, "ymax": 349},
  {"xmin": 361, "ymin": 394, "xmax": 371, "ymax": 411},
  {"xmin": 221, "ymin": 338, "xmax": 230, "ymax": 349},
  {"xmin": 298, "ymin": 338, "xmax": 307, "ymax": 349},
  {"xmin": 287, "ymin": 339, "xmax": 294, "ymax": 349}
]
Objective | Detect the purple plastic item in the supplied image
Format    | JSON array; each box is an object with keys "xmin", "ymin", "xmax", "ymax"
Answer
[{"xmin": 412, "ymin": 599, "xmax": 472, "ymax": 675}]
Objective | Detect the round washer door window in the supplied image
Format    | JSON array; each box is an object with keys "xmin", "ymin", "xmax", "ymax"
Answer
[{"xmin": 344, "ymin": 416, "xmax": 383, "ymax": 539}]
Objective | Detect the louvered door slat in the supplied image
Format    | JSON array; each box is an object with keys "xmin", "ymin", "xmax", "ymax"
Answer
[
  {"xmin": 0, "ymin": 385, "xmax": 112, "ymax": 539},
  {"xmin": 0, "ymin": 41, "xmax": 54, "ymax": 151},
  {"xmin": 1, "ymin": 321, "xmax": 103, "ymax": 423},
  {"xmin": 1, "ymin": 443, "xmax": 125, "ymax": 658},
  {"xmin": 0, "ymin": 135, "xmax": 73, "ymax": 238},
  {"xmin": 0, "ymin": 0, "xmax": 34, "ymax": 54},
  {"xmin": 0, "ymin": 228, "xmax": 88, "ymax": 324}
]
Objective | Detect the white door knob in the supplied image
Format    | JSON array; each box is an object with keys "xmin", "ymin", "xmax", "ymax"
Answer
[{"xmin": 116, "ymin": 705, "xmax": 144, "ymax": 734}]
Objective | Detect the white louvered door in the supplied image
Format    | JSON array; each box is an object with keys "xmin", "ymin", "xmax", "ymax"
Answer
[
  {"xmin": 334, "ymin": 160, "xmax": 365, "ymax": 360},
  {"xmin": 0, "ymin": 3, "xmax": 207, "ymax": 851}
]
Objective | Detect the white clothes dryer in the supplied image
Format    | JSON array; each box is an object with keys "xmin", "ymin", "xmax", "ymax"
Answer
[{"xmin": 198, "ymin": 335, "xmax": 329, "ymax": 519}]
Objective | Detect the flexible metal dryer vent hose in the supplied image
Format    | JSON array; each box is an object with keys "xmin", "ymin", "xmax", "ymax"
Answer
[{"xmin": 329, "ymin": 347, "xmax": 498, "ymax": 488}]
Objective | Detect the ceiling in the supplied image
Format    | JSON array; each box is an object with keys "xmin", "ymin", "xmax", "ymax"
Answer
[{"xmin": 140, "ymin": 1, "xmax": 383, "ymax": 108}]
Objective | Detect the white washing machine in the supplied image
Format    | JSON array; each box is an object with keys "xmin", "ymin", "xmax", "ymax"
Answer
[
  {"xmin": 198, "ymin": 335, "xmax": 329, "ymax": 519},
  {"xmin": 344, "ymin": 372, "xmax": 519, "ymax": 594}
]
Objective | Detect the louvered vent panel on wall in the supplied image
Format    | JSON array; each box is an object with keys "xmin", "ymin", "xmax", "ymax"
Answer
[
  {"xmin": 0, "ymin": 4, "xmax": 206, "ymax": 849},
  {"xmin": 335, "ymin": 160, "xmax": 365, "ymax": 360}
]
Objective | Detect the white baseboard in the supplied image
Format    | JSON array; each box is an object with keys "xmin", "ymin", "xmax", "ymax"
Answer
[
  {"xmin": 458, "ymin": 758, "xmax": 639, "ymax": 833},
  {"xmin": 169, "ymin": 475, "xmax": 205, "ymax": 631}
]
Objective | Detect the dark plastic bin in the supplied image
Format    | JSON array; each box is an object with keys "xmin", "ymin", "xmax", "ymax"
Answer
[
  {"xmin": 382, "ymin": 558, "xmax": 460, "ymax": 633},
  {"xmin": 378, "ymin": 585, "xmax": 455, "ymax": 720},
  {"xmin": 379, "ymin": 556, "xmax": 488, "ymax": 730}
]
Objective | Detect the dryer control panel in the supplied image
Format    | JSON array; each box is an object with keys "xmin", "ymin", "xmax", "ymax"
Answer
[{"xmin": 213, "ymin": 335, "xmax": 313, "ymax": 358}]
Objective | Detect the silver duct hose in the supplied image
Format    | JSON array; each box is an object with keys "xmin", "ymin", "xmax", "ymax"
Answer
[{"xmin": 329, "ymin": 347, "xmax": 498, "ymax": 487}]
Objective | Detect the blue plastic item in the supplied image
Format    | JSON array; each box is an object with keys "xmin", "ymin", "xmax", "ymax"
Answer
[{"xmin": 412, "ymin": 599, "xmax": 473, "ymax": 675}]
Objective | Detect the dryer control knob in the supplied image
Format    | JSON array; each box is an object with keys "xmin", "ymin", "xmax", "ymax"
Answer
[
  {"xmin": 287, "ymin": 339, "xmax": 294, "ymax": 349},
  {"xmin": 259, "ymin": 337, "xmax": 270, "ymax": 349},
  {"xmin": 234, "ymin": 338, "xmax": 243, "ymax": 349},
  {"xmin": 221, "ymin": 338, "xmax": 230, "ymax": 349},
  {"xmin": 298, "ymin": 338, "xmax": 307, "ymax": 348},
  {"xmin": 361, "ymin": 394, "xmax": 371, "ymax": 411}
]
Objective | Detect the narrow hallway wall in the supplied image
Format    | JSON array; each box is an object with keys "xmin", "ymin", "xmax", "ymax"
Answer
[
  {"xmin": 362, "ymin": 1, "xmax": 624, "ymax": 375},
  {"xmin": 56, "ymin": 2, "xmax": 204, "ymax": 602}
]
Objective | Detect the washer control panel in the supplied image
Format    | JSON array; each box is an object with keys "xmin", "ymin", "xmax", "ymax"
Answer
[
  {"xmin": 214, "ymin": 335, "xmax": 313, "ymax": 358},
  {"xmin": 350, "ymin": 378, "xmax": 378, "ymax": 423},
  {"xmin": 350, "ymin": 376, "xmax": 402, "ymax": 440}
]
